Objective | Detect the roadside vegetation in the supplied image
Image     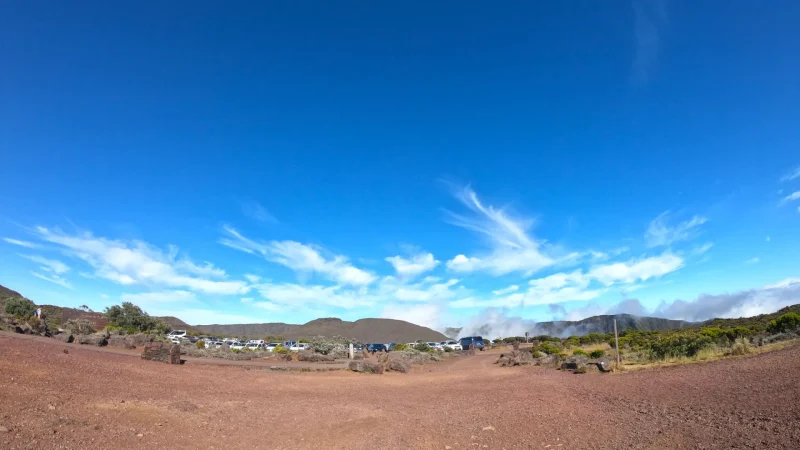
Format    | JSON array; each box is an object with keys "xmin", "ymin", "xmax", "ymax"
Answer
[{"xmin": 493, "ymin": 306, "xmax": 800, "ymax": 370}]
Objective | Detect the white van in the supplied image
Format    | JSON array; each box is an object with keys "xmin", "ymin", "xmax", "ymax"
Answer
[{"xmin": 167, "ymin": 330, "xmax": 187, "ymax": 339}]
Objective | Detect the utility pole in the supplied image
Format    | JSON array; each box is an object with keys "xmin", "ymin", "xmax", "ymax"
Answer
[
  {"xmin": 349, "ymin": 343, "xmax": 354, "ymax": 360},
  {"xmin": 613, "ymin": 319, "xmax": 621, "ymax": 371}
]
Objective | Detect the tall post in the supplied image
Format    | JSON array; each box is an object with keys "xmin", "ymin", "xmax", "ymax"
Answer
[
  {"xmin": 349, "ymin": 343, "xmax": 354, "ymax": 360},
  {"xmin": 613, "ymin": 319, "xmax": 621, "ymax": 371}
]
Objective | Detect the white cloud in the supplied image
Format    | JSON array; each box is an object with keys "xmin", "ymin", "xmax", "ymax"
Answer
[
  {"xmin": 31, "ymin": 272, "xmax": 73, "ymax": 289},
  {"xmin": 244, "ymin": 274, "xmax": 261, "ymax": 283},
  {"xmin": 240, "ymin": 297, "xmax": 253, "ymax": 303},
  {"xmin": 3, "ymin": 238, "xmax": 41, "ymax": 248},
  {"xmin": 645, "ymin": 212, "xmax": 708, "ymax": 247},
  {"xmin": 691, "ymin": 242, "xmax": 713, "ymax": 256},
  {"xmin": 162, "ymin": 309, "xmax": 259, "ymax": 325},
  {"xmin": 588, "ymin": 252, "xmax": 684, "ymax": 285},
  {"xmin": 780, "ymin": 166, "xmax": 800, "ymax": 182},
  {"xmin": 780, "ymin": 191, "xmax": 800, "ymax": 205},
  {"xmin": 241, "ymin": 200, "xmax": 277, "ymax": 223},
  {"xmin": 443, "ymin": 186, "xmax": 555, "ymax": 276},
  {"xmin": 253, "ymin": 301, "xmax": 282, "ymax": 311},
  {"xmin": 385, "ymin": 252, "xmax": 439, "ymax": 278},
  {"xmin": 380, "ymin": 304, "xmax": 443, "ymax": 330},
  {"xmin": 221, "ymin": 226, "xmax": 376, "ymax": 286},
  {"xmin": 19, "ymin": 254, "xmax": 70, "ymax": 274},
  {"xmin": 33, "ymin": 227, "xmax": 249, "ymax": 295},
  {"xmin": 745, "ymin": 257, "xmax": 760, "ymax": 264},
  {"xmin": 492, "ymin": 285, "xmax": 519, "ymax": 296},
  {"xmin": 174, "ymin": 260, "xmax": 227, "ymax": 279}
]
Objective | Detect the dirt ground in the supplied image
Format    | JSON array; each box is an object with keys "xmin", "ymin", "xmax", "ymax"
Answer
[{"xmin": 1, "ymin": 333, "xmax": 798, "ymax": 449}]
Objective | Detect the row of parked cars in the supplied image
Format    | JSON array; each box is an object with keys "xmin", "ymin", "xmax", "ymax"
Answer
[
  {"xmin": 166, "ymin": 330, "xmax": 487, "ymax": 354},
  {"xmin": 365, "ymin": 337, "xmax": 486, "ymax": 353},
  {"xmin": 166, "ymin": 330, "xmax": 311, "ymax": 352}
]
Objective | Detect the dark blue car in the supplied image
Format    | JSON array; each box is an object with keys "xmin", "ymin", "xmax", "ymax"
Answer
[{"xmin": 459, "ymin": 336, "xmax": 485, "ymax": 351}]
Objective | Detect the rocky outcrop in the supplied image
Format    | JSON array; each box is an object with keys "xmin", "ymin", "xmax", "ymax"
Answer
[
  {"xmin": 496, "ymin": 350, "xmax": 534, "ymax": 367},
  {"xmin": 348, "ymin": 360, "xmax": 384, "ymax": 374}
]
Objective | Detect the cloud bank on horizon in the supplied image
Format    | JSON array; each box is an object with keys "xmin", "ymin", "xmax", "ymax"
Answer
[{"xmin": 4, "ymin": 177, "xmax": 799, "ymax": 334}]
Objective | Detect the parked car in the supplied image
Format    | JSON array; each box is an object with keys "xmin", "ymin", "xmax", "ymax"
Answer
[
  {"xmin": 265, "ymin": 342, "xmax": 280, "ymax": 352},
  {"xmin": 248, "ymin": 339, "xmax": 264, "ymax": 345},
  {"xmin": 443, "ymin": 340, "xmax": 462, "ymax": 351},
  {"xmin": 230, "ymin": 342, "xmax": 246, "ymax": 350},
  {"xmin": 367, "ymin": 343, "xmax": 388, "ymax": 353},
  {"xmin": 167, "ymin": 330, "xmax": 187, "ymax": 339},
  {"xmin": 246, "ymin": 343, "xmax": 265, "ymax": 351},
  {"xmin": 459, "ymin": 336, "xmax": 485, "ymax": 351},
  {"xmin": 290, "ymin": 343, "xmax": 310, "ymax": 352},
  {"xmin": 426, "ymin": 342, "xmax": 444, "ymax": 351}
]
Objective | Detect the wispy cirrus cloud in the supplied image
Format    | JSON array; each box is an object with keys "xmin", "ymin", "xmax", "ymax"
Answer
[
  {"xmin": 19, "ymin": 254, "xmax": 70, "ymax": 274},
  {"xmin": 3, "ymin": 238, "xmax": 41, "ymax": 249},
  {"xmin": 32, "ymin": 226, "xmax": 250, "ymax": 295},
  {"xmin": 645, "ymin": 211, "xmax": 708, "ymax": 247},
  {"xmin": 220, "ymin": 226, "xmax": 376, "ymax": 286},
  {"xmin": 780, "ymin": 191, "xmax": 800, "ymax": 205},
  {"xmin": 780, "ymin": 166, "xmax": 800, "ymax": 183},
  {"xmin": 31, "ymin": 271, "xmax": 73, "ymax": 289},
  {"xmin": 443, "ymin": 186, "xmax": 555, "ymax": 276},
  {"xmin": 631, "ymin": 0, "xmax": 669, "ymax": 85},
  {"xmin": 240, "ymin": 200, "xmax": 277, "ymax": 224}
]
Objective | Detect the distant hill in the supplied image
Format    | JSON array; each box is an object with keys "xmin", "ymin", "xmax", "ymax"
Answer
[
  {"xmin": 0, "ymin": 285, "xmax": 22, "ymax": 299},
  {"xmin": 193, "ymin": 317, "xmax": 448, "ymax": 343},
  {"xmin": 451, "ymin": 314, "xmax": 692, "ymax": 339},
  {"xmin": 533, "ymin": 314, "xmax": 691, "ymax": 336}
]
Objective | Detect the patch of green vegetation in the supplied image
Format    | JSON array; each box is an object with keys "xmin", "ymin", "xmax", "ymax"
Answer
[{"xmin": 104, "ymin": 302, "xmax": 169, "ymax": 334}]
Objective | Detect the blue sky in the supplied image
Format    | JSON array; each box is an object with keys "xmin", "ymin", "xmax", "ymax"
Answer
[{"xmin": 1, "ymin": 1, "xmax": 799, "ymax": 332}]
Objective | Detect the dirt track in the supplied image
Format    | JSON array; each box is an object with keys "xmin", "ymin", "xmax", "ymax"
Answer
[{"xmin": 1, "ymin": 334, "xmax": 798, "ymax": 449}]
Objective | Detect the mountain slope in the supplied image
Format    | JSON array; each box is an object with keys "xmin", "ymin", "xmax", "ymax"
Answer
[
  {"xmin": 194, "ymin": 317, "xmax": 448, "ymax": 342},
  {"xmin": 532, "ymin": 314, "xmax": 691, "ymax": 336}
]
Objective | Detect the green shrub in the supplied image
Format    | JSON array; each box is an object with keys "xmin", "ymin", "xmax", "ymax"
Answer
[
  {"xmin": 414, "ymin": 343, "xmax": 432, "ymax": 352},
  {"xmin": 273, "ymin": 345, "xmax": 289, "ymax": 354},
  {"xmin": 572, "ymin": 349, "xmax": 588, "ymax": 356},
  {"xmin": 104, "ymin": 302, "xmax": 169, "ymax": 334},
  {"xmin": 539, "ymin": 342, "xmax": 561, "ymax": 355},
  {"xmin": 767, "ymin": 312, "xmax": 800, "ymax": 334},
  {"xmin": 4, "ymin": 297, "xmax": 36, "ymax": 318},
  {"xmin": 589, "ymin": 349, "xmax": 605, "ymax": 359},
  {"xmin": 393, "ymin": 343, "xmax": 408, "ymax": 351},
  {"xmin": 196, "ymin": 340, "xmax": 206, "ymax": 349},
  {"xmin": 444, "ymin": 346, "xmax": 453, "ymax": 353},
  {"xmin": 649, "ymin": 334, "xmax": 712, "ymax": 359}
]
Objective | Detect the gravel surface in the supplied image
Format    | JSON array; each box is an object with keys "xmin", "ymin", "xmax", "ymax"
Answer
[{"xmin": 1, "ymin": 333, "xmax": 798, "ymax": 449}]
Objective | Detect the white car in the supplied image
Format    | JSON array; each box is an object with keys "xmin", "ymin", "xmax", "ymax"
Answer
[
  {"xmin": 290, "ymin": 343, "xmax": 310, "ymax": 352},
  {"xmin": 167, "ymin": 330, "xmax": 187, "ymax": 339},
  {"xmin": 246, "ymin": 343, "xmax": 265, "ymax": 351},
  {"xmin": 169, "ymin": 337, "xmax": 182, "ymax": 345},
  {"xmin": 248, "ymin": 339, "xmax": 264, "ymax": 345},
  {"xmin": 426, "ymin": 342, "xmax": 444, "ymax": 351},
  {"xmin": 443, "ymin": 341, "xmax": 462, "ymax": 351},
  {"xmin": 265, "ymin": 343, "xmax": 280, "ymax": 352},
  {"xmin": 230, "ymin": 342, "xmax": 246, "ymax": 350}
]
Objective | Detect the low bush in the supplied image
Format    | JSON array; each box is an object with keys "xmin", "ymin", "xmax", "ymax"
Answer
[
  {"xmin": 589, "ymin": 349, "xmax": 605, "ymax": 359},
  {"xmin": 444, "ymin": 346, "xmax": 453, "ymax": 353},
  {"xmin": 63, "ymin": 318, "xmax": 95, "ymax": 335},
  {"xmin": 572, "ymin": 349, "xmax": 588, "ymax": 356},
  {"xmin": 273, "ymin": 345, "xmax": 289, "ymax": 354},
  {"xmin": 196, "ymin": 340, "xmax": 206, "ymax": 349},
  {"xmin": 393, "ymin": 343, "xmax": 408, "ymax": 351},
  {"xmin": 725, "ymin": 338, "xmax": 754, "ymax": 356},
  {"xmin": 767, "ymin": 312, "xmax": 800, "ymax": 334},
  {"xmin": 539, "ymin": 342, "xmax": 561, "ymax": 355},
  {"xmin": 414, "ymin": 343, "xmax": 431, "ymax": 352},
  {"xmin": 4, "ymin": 297, "xmax": 36, "ymax": 318}
]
